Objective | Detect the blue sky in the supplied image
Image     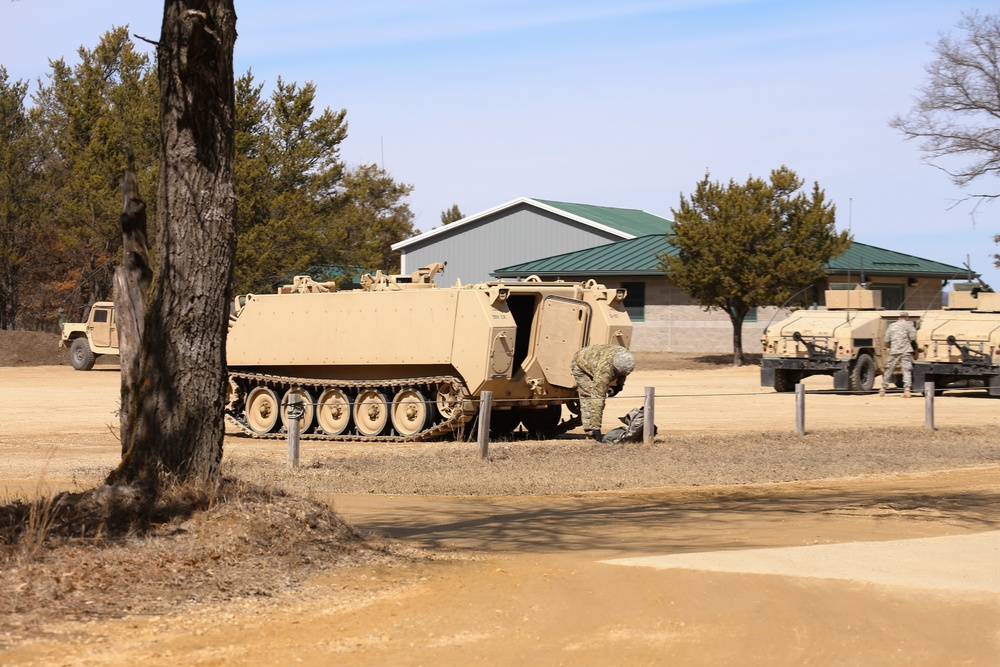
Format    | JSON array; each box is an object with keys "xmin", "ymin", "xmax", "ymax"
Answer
[{"xmin": 3, "ymin": 0, "xmax": 997, "ymax": 288}]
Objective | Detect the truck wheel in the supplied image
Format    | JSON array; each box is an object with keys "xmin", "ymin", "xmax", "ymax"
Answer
[
  {"xmin": 70, "ymin": 338, "xmax": 96, "ymax": 371},
  {"xmin": 849, "ymin": 354, "xmax": 875, "ymax": 392},
  {"xmin": 772, "ymin": 370, "xmax": 796, "ymax": 393}
]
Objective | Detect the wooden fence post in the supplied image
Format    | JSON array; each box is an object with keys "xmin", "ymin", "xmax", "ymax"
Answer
[
  {"xmin": 795, "ymin": 383, "xmax": 806, "ymax": 436},
  {"xmin": 478, "ymin": 391, "xmax": 493, "ymax": 459},
  {"xmin": 287, "ymin": 395, "xmax": 302, "ymax": 468},
  {"xmin": 644, "ymin": 386, "xmax": 655, "ymax": 444},
  {"xmin": 925, "ymin": 381, "xmax": 935, "ymax": 430}
]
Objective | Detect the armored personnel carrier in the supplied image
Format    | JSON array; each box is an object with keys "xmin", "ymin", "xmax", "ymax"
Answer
[
  {"xmin": 760, "ymin": 288, "xmax": 915, "ymax": 392},
  {"xmin": 225, "ymin": 263, "xmax": 632, "ymax": 441},
  {"xmin": 912, "ymin": 285, "xmax": 1000, "ymax": 396}
]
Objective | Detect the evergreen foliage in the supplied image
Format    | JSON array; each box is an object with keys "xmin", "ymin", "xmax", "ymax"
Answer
[
  {"xmin": 659, "ymin": 167, "xmax": 851, "ymax": 366},
  {"xmin": 0, "ymin": 29, "xmax": 417, "ymax": 328},
  {"xmin": 440, "ymin": 203, "xmax": 463, "ymax": 225}
]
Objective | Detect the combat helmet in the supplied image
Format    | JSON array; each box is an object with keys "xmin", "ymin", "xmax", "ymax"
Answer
[{"xmin": 613, "ymin": 349, "xmax": 635, "ymax": 375}]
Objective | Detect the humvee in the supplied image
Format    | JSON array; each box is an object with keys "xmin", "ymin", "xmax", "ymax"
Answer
[{"xmin": 60, "ymin": 302, "xmax": 119, "ymax": 370}]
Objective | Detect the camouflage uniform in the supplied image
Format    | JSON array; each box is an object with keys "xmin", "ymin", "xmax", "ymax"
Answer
[
  {"xmin": 571, "ymin": 344, "xmax": 631, "ymax": 431},
  {"xmin": 882, "ymin": 317, "xmax": 917, "ymax": 390}
]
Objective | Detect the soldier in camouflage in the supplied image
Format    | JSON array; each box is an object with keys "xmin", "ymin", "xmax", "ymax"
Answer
[
  {"xmin": 880, "ymin": 312, "xmax": 917, "ymax": 398},
  {"xmin": 571, "ymin": 344, "xmax": 636, "ymax": 440}
]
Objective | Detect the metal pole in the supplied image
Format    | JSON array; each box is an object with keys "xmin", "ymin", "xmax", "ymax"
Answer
[
  {"xmin": 643, "ymin": 386, "xmax": 655, "ymax": 444},
  {"xmin": 287, "ymin": 395, "xmax": 302, "ymax": 468},
  {"xmin": 925, "ymin": 381, "xmax": 935, "ymax": 430},
  {"xmin": 478, "ymin": 390, "xmax": 493, "ymax": 459},
  {"xmin": 795, "ymin": 383, "xmax": 806, "ymax": 435}
]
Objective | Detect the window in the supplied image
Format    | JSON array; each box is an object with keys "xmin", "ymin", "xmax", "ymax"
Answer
[
  {"xmin": 92, "ymin": 309, "xmax": 109, "ymax": 323},
  {"xmin": 621, "ymin": 282, "xmax": 645, "ymax": 322},
  {"xmin": 869, "ymin": 283, "xmax": 904, "ymax": 310},
  {"xmin": 745, "ymin": 307, "xmax": 757, "ymax": 323}
]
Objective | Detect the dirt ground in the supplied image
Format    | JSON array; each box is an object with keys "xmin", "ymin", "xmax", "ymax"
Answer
[{"xmin": 3, "ymin": 350, "xmax": 1000, "ymax": 665}]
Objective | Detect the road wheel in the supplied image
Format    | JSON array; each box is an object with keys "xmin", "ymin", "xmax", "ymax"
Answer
[
  {"xmin": 849, "ymin": 353, "xmax": 876, "ymax": 392},
  {"xmin": 488, "ymin": 409, "xmax": 521, "ymax": 440},
  {"xmin": 520, "ymin": 404, "xmax": 562, "ymax": 439},
  {"xmin": 354, "ymin": 389, "xmax": 389, "ymax": 437},
  {"xmin": 70, "ymin": 338, "xmax": 96, "ymax": 371},
  {"xmin": 317, "ymin": 388, "xmax": 352, "ymax": 435},
  {"xmin": 280, "ymin": 387, "xmax": 315, "ymax": 434},
  {"xmin": 391, "ymin": 388, "xmax": 429, "ymax": 437},
  {"xmin": 772, "ymin": 369, "xmax": 796, "ymax": 393},
  {"xmin": 245, "ymin": 386, "xmax": 280, "ymax": 434}
]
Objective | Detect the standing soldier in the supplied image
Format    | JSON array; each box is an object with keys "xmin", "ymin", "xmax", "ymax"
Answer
[
  {"xmin": 571, "ymin": 344, "xmax": 635, "ymax": 440},
  {"xmin": 881, "ymin": 311, "xmax": 917, "ymax": 398}
]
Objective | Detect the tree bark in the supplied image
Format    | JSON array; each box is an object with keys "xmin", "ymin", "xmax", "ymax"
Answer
[
  {"xmin": 729, "ymin": 309, "xmax": 746, "ymax": 367},
  {"xmin": 109, "ymin": 0, "xmax": 237, "ymax": 487},
  {"xmin": 113, "ymin": 152, "xmax": 153, "ymax": 456}
]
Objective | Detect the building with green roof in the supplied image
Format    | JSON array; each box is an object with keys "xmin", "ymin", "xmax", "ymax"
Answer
[{"xmin": 391, "ymin": 197, "xmax": 671, "ymax": 285}]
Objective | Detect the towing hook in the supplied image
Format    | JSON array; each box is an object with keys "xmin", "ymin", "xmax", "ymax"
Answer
[{"xmin": 792, "ymin": 331, "xmax": 803, "ymax": 342}]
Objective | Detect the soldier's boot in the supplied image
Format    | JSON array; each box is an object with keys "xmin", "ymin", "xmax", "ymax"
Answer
[
  {"xmin": 879, "ymin": 386, "xmax": 887, "ymax": 397},
  {"xmin": 903, "ymin": 388, "xmax": 912, "ymax": 399},
  {"xmin": 588, "ymin": 429, "xmax": 602, "ymax": 441}
]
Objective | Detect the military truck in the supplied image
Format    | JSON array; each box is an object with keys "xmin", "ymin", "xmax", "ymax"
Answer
[
  {"xmin": 60, "ymin": 302, "xmax": 120, "ymax": 370},
  {"xmin": 912, "ymin": 285, "xmax": 1000, "ymax": 396},
  {"xmin": 225, "ymin": 263, "xmax": 633, "ymax": 441},
  {"xmin": 760, "ymin": 288, "xmax": 916, "ymax": 392}
]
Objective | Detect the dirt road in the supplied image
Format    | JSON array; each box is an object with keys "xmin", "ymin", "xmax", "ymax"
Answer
[{"xmin": 3, "ymin": 365, "xmax": 1000, "ymax": 665}]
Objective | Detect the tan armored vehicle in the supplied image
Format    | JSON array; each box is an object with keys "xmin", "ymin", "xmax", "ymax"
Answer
[
  {"xmin": 760, "ymin": 288, "xmax": 916, "ymax": 392},
  {"xmin": 912, "ymin": 285, "xmax": 1000, "ymax": 396},
  {"xmin": 225, "ymin": 263, "xmax": 633, "ymax": 440},
  {"xmin": 59, "ymin": 302, "xmax": 120, "ymax": 370}
]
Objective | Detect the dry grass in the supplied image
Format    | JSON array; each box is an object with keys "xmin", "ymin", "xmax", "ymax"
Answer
[
  {"xmin": 0, "ymin": 478, "xmax": 418, "ymax": 643},
  {"xmin": 223, "ymin": 425, "xmax": 1000, "ymax": 496}
]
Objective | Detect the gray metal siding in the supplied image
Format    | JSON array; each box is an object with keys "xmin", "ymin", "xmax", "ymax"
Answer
[{"xmin": 401, "ymin": 205, "xmax": 624, "ymax": 285}]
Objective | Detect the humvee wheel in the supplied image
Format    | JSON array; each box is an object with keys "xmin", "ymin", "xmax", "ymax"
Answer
[
  {"xmin": 772, "ymin": 369, "xmax": 796, "ymax": 393},
  {"xmin": 246, "ymin": 386, "xmax": 280, "ymax": 434},
  {"xmin": 849, "ymin": 353, "xmax": 876, "ymax": 392},
  {"xmin": 281, "ymin": 387, "xmax": 315, "ymax": 434},
  {"xmin": 70, "ymin": 338, "xmax": 96, "ymax": 371},
  {"xmin": 354, "ymin": 389, "xmax": 389, "ymax": 437},
  {"xmin": 317, "ymin": 388, "xmax": 352, "ymax": 435},
  {"xmin": 391, "ymin": 388, "xmax": 429, "ymax": 437}
]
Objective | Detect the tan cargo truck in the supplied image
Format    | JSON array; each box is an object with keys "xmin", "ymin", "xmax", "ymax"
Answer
[
  {"xmin": 225, "ymin": 263, "xmax": 633, "ymax": 441},
  {"xmin": 912, "ymin": 286, "xmax": 1000, "ymax": 396},
  {"xmin": 59, "ymin": 302, "xmax": 120, "ymax": 370},
  {"xmin": 760, "ymin": 288, "xmax": 916, "ymax": 392}
]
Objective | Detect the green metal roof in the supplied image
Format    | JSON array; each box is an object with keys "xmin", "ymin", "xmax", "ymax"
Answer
[
  {"xmin": 533, "ymin": 199, "xmax": 673, "ymax": 237},
  {"xmin": 493, "ymin": 235, "xmax": 674, "ymax": 277},
  {"xmin": 825, "ymin": 242, "xmax": 971, "ymax": 279},
  {"xmin": 492, "ymin": 236, "xmax": 971, "ymax": 280}
]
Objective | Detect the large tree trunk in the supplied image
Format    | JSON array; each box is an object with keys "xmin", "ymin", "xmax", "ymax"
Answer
[
  {"xmin": 728, "ymin": 308, "xmax": 746, "ymax": 367},
  {"xmin": 109, "ymin": 1, "xmax": 237, "ymax": 487}
]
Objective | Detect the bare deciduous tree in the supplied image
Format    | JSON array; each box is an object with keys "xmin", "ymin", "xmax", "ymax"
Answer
[{"xmin": 891, "ymin": 11, "xmax": 1000, "ymax": 201}]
